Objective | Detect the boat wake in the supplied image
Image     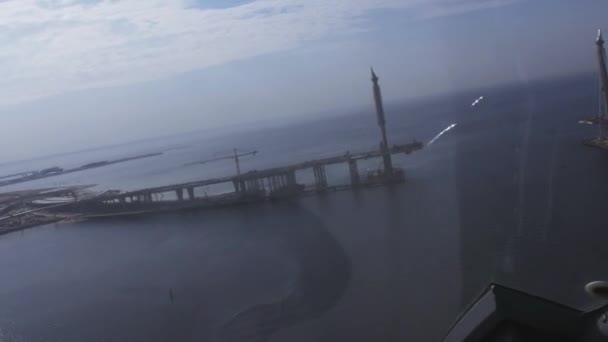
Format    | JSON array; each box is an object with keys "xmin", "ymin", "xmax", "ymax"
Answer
[
  {"xmin": 428, "ymin": 123, "xmax": 457, "ymax": 146},
  {"xmin": 471, "ymin": 96, "xmax": 484, "ymax": 107}
]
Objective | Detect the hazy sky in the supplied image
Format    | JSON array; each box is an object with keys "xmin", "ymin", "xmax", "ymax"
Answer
[{"xmin": 1, "ymin": 0, "xmax": 607, "ymax": 160}]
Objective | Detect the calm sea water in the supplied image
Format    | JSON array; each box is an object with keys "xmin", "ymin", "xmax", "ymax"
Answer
[{"xmin": 0, "ymin": 74, "xmax": 606, "ymax": 341}]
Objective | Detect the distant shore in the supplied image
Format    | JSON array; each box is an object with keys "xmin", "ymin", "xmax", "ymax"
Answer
[{"xmin": 0, "ymin": 152, "xmax": 163, "ymax": 188}]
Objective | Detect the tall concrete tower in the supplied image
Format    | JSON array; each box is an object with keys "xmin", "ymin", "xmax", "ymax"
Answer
[
  {"xmin": 371, "ymin": 68, "xmax": 393, "ymax": 175},
  {"xmin": 596, "ymin": 29, "xmax": 608, "ymax": 141}
]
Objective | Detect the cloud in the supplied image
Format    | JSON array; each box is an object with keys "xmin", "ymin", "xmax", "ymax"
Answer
[
  {"xmin": 0, "ymin": 0, "xmax": 518, "ymax": 106},
  {"xmin": 415, "ymin": 0, "xmax": 521, "ymax": 19}
]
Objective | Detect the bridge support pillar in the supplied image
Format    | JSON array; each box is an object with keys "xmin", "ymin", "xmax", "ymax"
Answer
[
  {"xmin": 348, "ymin": 159, "xmax": 360, "ymax": 186},
  {"xmin": 313, "ymin": 165, "xmax": 328, "ymax": 191},
  {"xmin": 247, "ymin": 178, "xmax": 260, "ymax": 191},
  {"xmin": 287, "ymin": 170, "xmax": 296, "ymax": 186},
  {"xmin": 176, "ymin": 188, "xmax": 184, "ymax": 201},
  {"xmin": 187, "ymin": 187, "xmax": 195, "ymax": 200}
]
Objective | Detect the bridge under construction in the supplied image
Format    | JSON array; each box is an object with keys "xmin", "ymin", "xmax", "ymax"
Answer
[
  {"xmin": 0, "ymin": 69, "xmax": 411, "ymax": 222},
  {"xmin": 61, "ymin": 69, "xmax": 423, "ymax": 217}
]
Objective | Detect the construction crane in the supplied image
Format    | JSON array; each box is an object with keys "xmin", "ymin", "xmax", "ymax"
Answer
[{"xmin": 184, "ymin": 148, "xmax": 258, "ymax": 175}]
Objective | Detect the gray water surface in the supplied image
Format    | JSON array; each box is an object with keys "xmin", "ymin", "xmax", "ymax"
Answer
[{"xmin": 0, "ymin": 74, "xmax": 606, "ymax": 341}]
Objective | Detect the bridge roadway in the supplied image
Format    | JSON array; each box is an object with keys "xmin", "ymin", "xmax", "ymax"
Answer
[{"xmin": 88, "ymin": 141, "xmax": 424, "ymax": 207}]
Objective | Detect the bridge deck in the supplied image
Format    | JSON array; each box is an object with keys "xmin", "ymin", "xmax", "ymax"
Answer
[{"xmin": 93, "ymin": 141, "xmax": 423, "ymax": 201}]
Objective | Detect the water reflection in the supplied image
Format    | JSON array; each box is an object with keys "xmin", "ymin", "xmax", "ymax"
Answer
[
  {"xmin": 218, "ymin": 203, "xmax": 351, "ymax": 342},
  {"xmin": 454, "ymin": 77, "xmax": 608, "ymax": 309},
  {"xmin": 454, "ymin": 82, "xmax": 534, "ymax": 304},
  {"xmin": 382, "ymin": 186, "xmax": 406, "ymax": 339}
]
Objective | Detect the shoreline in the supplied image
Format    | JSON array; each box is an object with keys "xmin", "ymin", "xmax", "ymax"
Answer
[{"xmin": 0, "ymin": 152, "xmax": 163, "ymax": 188}]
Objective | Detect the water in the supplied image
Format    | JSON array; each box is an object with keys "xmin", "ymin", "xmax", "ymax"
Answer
[{"xmin": 0, "ymin": 73, "xmax": 605, "ymax": 341}]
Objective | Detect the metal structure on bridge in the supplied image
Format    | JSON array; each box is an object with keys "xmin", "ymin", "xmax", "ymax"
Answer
[{"xmin": 184, "ymin": 148, "xmax": 258, "ymax": 175}]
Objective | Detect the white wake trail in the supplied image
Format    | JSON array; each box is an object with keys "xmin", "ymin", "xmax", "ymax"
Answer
[{"xmin": 428, "ymin": 123, "xmax": 457, "ymax": 146}]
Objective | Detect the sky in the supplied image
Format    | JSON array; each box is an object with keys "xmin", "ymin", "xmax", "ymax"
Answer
[{"xmin": 0, "ymin": 0, "xmax": 607, "ymax": 160}]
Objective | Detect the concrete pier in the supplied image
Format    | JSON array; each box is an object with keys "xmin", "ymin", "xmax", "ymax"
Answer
[
  {"xmin": 313, "ymin": 165, "xmax": 328, "ymax": 191},
  {"xmin": 348, "ymin": 159, "xmax": 360, "ymax": 186},
  {"xmin": 187, "ymin": 187, "xmax": 195, "ymax": 200}
]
